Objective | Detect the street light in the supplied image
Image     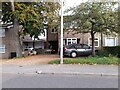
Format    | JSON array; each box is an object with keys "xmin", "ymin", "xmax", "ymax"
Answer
[{"xmin": 60, "ymin": 0, "xmax": 63, "ymax": 64}]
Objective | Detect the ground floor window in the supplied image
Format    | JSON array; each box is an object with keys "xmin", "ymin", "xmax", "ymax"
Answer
[
  {"xmin": 0, "ymin": 28, "xmax": 5, "ymax": 37},
  {"xmin": 0, "ymin": 45, "xmax": 5, "ymax": 53},
  {"xmin": 88, "ymin": 37, "xmax": 99, "ymax": 47},
  {"xmin": 64, "ymin": 38, "xmax": 80, "ymax": 45},
  {"xmin": 105, "ymin": 37, "xmax": 116, "ymax": 46}
]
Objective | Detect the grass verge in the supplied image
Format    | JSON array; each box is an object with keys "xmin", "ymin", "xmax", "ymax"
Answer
[{"xmin": 48, "ymin": 56, "xmax": 119, "ymax": 65}]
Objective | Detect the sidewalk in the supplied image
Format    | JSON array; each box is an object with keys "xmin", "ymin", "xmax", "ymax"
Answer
[{"xmin": 1, "ymin": 64, "xmax": 118, "ymax": 76}]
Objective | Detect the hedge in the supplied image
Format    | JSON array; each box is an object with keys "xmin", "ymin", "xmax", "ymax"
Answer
[{"xmin": 97, "ymin": 46, "xmax": 120, "ymax": 57}]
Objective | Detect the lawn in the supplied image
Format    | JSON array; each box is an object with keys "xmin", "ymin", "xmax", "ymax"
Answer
[{"xmin": 48, "ymin": 56, "xmax": 119, "ymax": 65}]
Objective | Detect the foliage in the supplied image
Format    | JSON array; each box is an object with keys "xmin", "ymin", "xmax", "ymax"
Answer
[
  {"xmin": 64, "ymin": 1, "xmax": 119, "ymax": 56},
  {"xmin": 48, "ymin": 56, "xmax": 119, "ymax": 65},
  {"xmin": 96, "ymin": 49, "xmax": 109, "ymax": 57},
  {"xmin": 64, "ymin": 2, "xmax": 118, "ymax": 33},
  {"xmin": 2, "ymin": 2, "xmax": 60, "ymax": 38},
  {"xmin": 97, "ymin": 46, "xmax": 120, "ymax": 57},
  {"xmin": 45, "ymin": 2, "xmax": 60, "ymax": 27}
]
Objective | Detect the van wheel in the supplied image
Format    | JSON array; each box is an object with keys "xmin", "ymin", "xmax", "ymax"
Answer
[{"xmin": 71, "ymin": 52, "xmax": 77, "ymax": 58}]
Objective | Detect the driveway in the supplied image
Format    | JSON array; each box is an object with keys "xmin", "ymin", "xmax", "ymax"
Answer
[{"xmin": 1, "ymin": 54, "xmax": 59, "ymax": 65}]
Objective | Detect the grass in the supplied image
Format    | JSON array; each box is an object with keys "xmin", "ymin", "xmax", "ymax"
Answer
[{"xmin": 48, "ymin": 56, "xmax": 119, "ymax": 65}]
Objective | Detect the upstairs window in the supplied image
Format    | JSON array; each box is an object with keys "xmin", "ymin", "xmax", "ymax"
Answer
[{"xmin": 51, "ymin": 27, "xmax": 58, "ymax": 33}]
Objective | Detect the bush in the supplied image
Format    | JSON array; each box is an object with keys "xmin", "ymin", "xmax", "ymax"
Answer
[
  {"xmin": 97, "ymin": 46, "xmax": 120, "ymax": 57},
  {"xmin": 97, "ymin": 49, "xmax": 109, "ymax": 57}
]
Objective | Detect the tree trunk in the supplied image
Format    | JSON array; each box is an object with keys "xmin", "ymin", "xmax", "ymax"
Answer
[
  {"xmin": 101, "ymin": 32, "xmax": 103, "ymax": 48},
  {"xmin": 46, "ymin": 25, "xmax": 49, "ymax": 49},
  {"xmin": 10, "ymin": 1, "xmax": 22, "ymax": 57},
  {"xmin": 91, "ymin": 31, "xmax": 95, "ymax": 56}
]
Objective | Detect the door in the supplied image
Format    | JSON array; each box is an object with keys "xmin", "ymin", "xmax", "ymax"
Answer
[
  {"xmin": 82, "ymin": 44, "xmax": 92, "ymax": 55},
  {"xmin": 75, "ymin": 44, "xmax": 84, "ymax": 55}
]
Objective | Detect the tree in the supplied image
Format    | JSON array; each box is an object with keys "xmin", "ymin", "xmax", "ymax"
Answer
[
  {"xmin": 2, "ymin": 1, "xmax": 60, "ymax": 50},
  {"xmin": 2, "ymin": 1, "xmax": 23, "ymax": 57},
  {"xmin": 64, "ymin": 1, "xmax": 118, "ymax": 56}
]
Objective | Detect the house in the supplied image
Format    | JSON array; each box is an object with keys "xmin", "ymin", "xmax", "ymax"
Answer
[
  {"xmin": 0, "ymin": 23, "xmax": 47, "ymax": 59},
  {"xmin": 0, "ymin": 24, "xmax": 23, "ymax": 59},
  {"xmin": 0, "ymin": 25, "xmax": 6, "ymax": 59},
  {"xmin": 45, "ymin": 26, "xmax": 59, "ymax": 53},
  {"xmin": 63, "ymin": 30, "xmax": 120, "ymax": 49},
  {"xmin": 0, "ymin": 22, "xmax": 59, "ymax": 59},
  {"xmin": 22, "ymin": 29, "xmax": 47, "ymax": 51},
  {"xmin": 22, "ymin": 25, "xmax": 59, "ymax": 54}
]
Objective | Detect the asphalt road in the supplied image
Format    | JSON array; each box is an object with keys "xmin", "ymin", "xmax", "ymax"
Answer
[{"xmin": 2, "ymin": 73, "xmax": 118, "ymax": 88}]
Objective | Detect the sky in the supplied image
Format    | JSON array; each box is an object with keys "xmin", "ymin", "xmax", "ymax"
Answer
[
  {"xmin": 63, "ymin": 0, "xmax": 87, "ymax": 10},
  {"xmin": 63, "ymin": 0, "xmax": 88, "ymax": 15},
  {"xmin": 62, "ymin": 0, "xmax": 118, "ymax": 15}
]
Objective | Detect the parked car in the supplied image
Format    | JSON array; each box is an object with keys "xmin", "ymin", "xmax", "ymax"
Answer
[
  {"xmin": 24, "ymin": 47, "xmax": 36, "ymax": 55},
  {"xmin": 63, "ymin": 44, "xmax": 92, "ymax": 58},
  {"xmin": 24, "ymin": 47, "xmax": 33, "ymax": 52}
]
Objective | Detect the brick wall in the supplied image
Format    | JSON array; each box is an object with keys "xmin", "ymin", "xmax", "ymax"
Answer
[{"xmin": 1, "ymin": 25, "xmax": 22, "ymax": 59}]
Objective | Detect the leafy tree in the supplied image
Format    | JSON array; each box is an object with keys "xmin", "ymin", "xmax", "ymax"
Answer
[
  {"xmin": 64, "ymin": 2, "xmax": 118, "ymax": 56},
  {"xmin": 2, "ymin": 2, "xmax": 60, "ymax": 49}
]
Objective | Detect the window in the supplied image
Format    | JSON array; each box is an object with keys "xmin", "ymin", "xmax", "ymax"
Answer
[
  {"xmin": 63, "ymin": 39, "xmax": 67, "ymax": 45},
  {"xmin": 75, "ymin": 45, "xmax": 82, "ymax": 49},
  {"xmin": 0, "ymin": 45, "xmax": 5, "ymax": 53},
  {"xmin": 51, "ymin": 27, "xmax": 58, "ymax": 33},
  {"xmin": 82, "ymin": 44, "xmax": 89, "ymax": 49},
  {"xmin": 67, "ymin": 38, "xmax": 77, "ymax": 45},
  {"xmin": 0, "ymin": 28, "xmax": 5, "ymax": 37},
  {"xmin": 66, "ymin": 44, "xmax": 75, "ymax": 49},
  {"xmin": 88, "ymin": 37, "xmax": 99, "ymax": 47},
  {"xmin": 105, "ymin": 37, "xmax": 116, "ymax": 46},
  {"xmin": 67, "ymin": 39, "xmax": 71, "ymax": 45},
  {"xmin": 69, "ymin": 45, "xmax": 75, "ymax": 49},
  {"xmin": 72, "ymin": 39, "xmax": 77, "ymax": 44}
]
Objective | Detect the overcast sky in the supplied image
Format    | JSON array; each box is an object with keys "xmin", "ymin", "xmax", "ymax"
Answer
[
  {"xmin": 62, "ymin": 0, "xmax": 118, "ymax": 15},
  {"xmin": 63, "ymin": 0, "xmax": 88, "ymax": 15},
  {"xmin": 63, "ymin": 0, "xmax": 88, "ymax": 10}
]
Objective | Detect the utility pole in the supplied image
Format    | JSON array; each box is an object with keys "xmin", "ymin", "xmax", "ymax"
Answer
[{"xmin": 60, "ymin": 0, "xmax": 63, "ymax": 64}]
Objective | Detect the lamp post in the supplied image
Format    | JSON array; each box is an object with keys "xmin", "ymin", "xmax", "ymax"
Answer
[{"xmin": 60, "ymin": 0, "xmax": 63, "ymax": 64}]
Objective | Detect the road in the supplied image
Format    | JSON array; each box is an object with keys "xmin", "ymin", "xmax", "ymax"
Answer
[{"xmin": 2, "ymin": 73, "xmax": 118, "ymax": 88}]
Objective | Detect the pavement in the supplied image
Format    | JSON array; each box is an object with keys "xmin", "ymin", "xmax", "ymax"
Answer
[
  {"xmin": 1, "ymin": 64, "xmax": 118, "ymax": 76},
  {"xmin": 0, "ymin": 55, "xmax": 119, "ymax": 76}
]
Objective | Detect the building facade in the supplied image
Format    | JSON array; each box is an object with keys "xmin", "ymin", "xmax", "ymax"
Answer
[
  {"xmin": 63, "ymin": 30, "xmax": 120, "ymax": 49},
  {"xmin": 0, "ymin": 25, "xmax": 47, "ymax": 59},
  {"xmin": 45, "ymin": 26, "xmax": 58, "ymax": 53},
  {"xmin": 0, "ymin": 24, "xmax": 22, "ymax": 59}
]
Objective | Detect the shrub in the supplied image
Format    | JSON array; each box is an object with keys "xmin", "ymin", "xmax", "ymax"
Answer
[
  {"xmin": 97, "ymin": 46, "xmax": 120, "ymax": 57},
  {"xmin": 97, "ymin": 49, "xmax": 109, "ymax": 57}
]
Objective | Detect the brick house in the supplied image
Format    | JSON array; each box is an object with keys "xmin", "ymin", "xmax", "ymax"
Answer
[
  {"xmin": 1, "ymin": 23, "xmax": 119, "ymax": 59},
  {"xmin": 22, "ymin": 25, "xmax": 59, "ymax": 54},
  {"xmin": 0, "ymin": 24, "xmax": 22, "ymax": 59},
  {"xmin": 0, "ymin": 23, "xmax": 59, "ymax": 59},
  {"xmin": 22, "ymin": 29, "xmax": 47, "ymax": 51},
  {"xmin": 45, "ymin": 26, "xmax": 58, "ymax": 53},
  {"xmin": 63, "ymin": 30, "xmax": 120, "ymax": 49}
]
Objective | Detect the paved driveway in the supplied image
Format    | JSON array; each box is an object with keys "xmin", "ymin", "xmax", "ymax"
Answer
[{"xmin": 1, "ymin": 54, "xmax": 59, "ymax": 65}]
